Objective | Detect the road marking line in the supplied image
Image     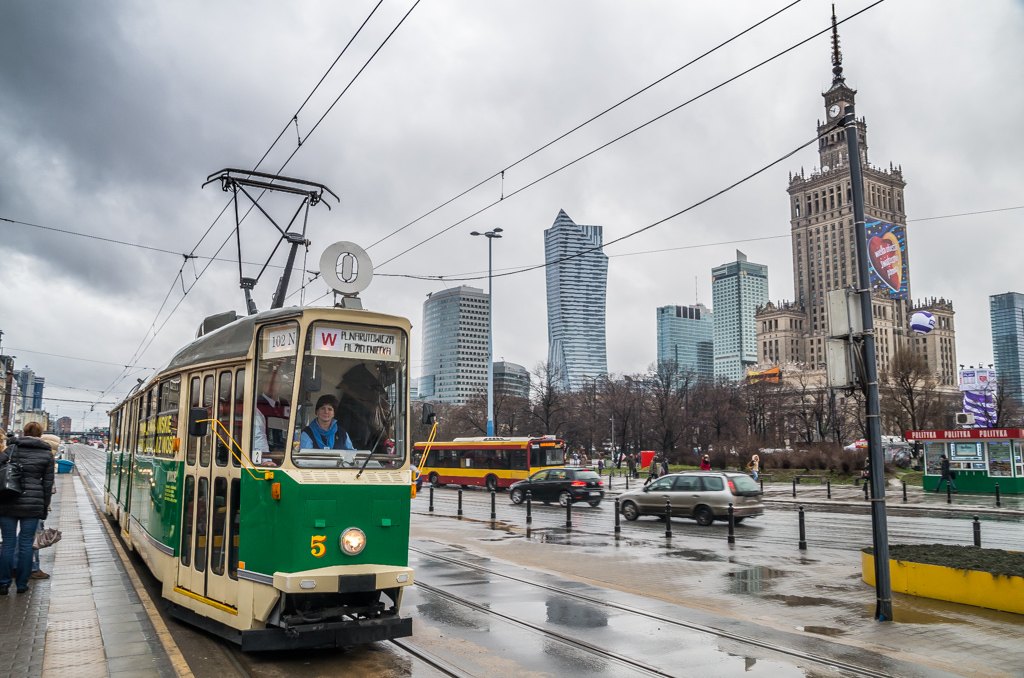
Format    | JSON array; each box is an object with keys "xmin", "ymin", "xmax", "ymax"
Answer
[{"xmin": 78, "ymin": 470, "xmax": 195, "ymax": 678}]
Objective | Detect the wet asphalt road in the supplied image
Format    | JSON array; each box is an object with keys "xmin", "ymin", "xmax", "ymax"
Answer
[{"xmin": 71, "ymin": 447, "xmax": 1015, "ymax": 677}]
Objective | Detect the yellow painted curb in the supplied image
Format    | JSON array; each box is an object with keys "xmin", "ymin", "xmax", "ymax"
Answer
[
  {"xmin": 862, "ymin": 551, "xmax": 1024, "ymax": 616},
  {"xmin": 78, "ymin": 473, "xmax": 196, "ymax": 678}
]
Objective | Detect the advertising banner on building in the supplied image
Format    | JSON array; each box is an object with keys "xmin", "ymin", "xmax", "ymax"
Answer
[
  {"xmin": 865, "ymin": 221, "xmax": 908, "ymax": 299},
  {"xmin": 959, "ymin": 368, "xmax": 997, "ymax": 393}
]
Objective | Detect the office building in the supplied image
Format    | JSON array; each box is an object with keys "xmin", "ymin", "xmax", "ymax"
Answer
[
  {"xmin": 493, "ymin": 361, "xmax": 530, "ymax": 399},
  {"xmin": 16, "ymin": 366, "xmax": 44, "ymax": 411},
  {"xmin": 991, "ymin": 292, "xmax": 1024, "ymax": 401},
  {"xmin": 56, "ymin": 416, "xmax": 72, "ymax": 435},
  {"xmin": 419, "ymin": 286, "xmax": 489, "ymax": 405},
  {"xmin": 545, "ymin": 209, "xmax": 608, "ymax": 391},
  {"xmin": 656, "ymin": 304, "xmax": 714, "ymax": 382},
  {"xmin": 712, "ymin": 251, "xmax": 769, "ymax": 382}
]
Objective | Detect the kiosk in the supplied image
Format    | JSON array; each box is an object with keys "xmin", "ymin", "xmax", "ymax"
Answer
[{"xmin": 904, "ymin": 429, "xmax": 1024, "ymax": 494}]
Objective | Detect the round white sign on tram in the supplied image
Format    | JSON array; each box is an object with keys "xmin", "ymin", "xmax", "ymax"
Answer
[{"xmin": 320, "ymin": 241, "xmax": 373, "ymax": 295}]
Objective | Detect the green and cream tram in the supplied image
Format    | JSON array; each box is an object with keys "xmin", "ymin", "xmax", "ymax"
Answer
[{"xmin": 104, "ymin": 307, "xmax": 414, "ymax": 649}]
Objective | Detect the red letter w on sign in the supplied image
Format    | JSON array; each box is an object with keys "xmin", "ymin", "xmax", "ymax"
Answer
[{"xmin": 321, "ymin": 332, "xmax": 337, "ymax": 347}]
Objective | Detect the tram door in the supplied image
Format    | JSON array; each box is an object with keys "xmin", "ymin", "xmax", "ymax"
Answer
[{"xmin": 177, "ymin": 369, "xmax": 241, "ymax": 608}]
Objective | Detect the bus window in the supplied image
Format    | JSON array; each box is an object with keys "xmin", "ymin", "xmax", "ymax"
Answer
[
  {"xmin": 253, "ymin": 322, "xmax": 298, "ymax": 468},
  {"xmin": 290, "ymin": 322, "xmax": 408, "ymax": 470},
  {"xmin": 512, "ymin": 450, "xmax": 528, "ymax": 471}
]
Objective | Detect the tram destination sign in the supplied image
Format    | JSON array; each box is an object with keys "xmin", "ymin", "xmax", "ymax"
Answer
[
  {"xmin": 312, "ymin": 324, "xmax": 399, "ymax": 361},
  {"xmin": 905, "ymin": 429, "xmax": 1024, "ymax": 441}
]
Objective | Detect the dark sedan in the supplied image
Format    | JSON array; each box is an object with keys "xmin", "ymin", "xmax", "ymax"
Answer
[{"xmin": 509, "ymin": 467, "xmax": 605, "ymax": 507}]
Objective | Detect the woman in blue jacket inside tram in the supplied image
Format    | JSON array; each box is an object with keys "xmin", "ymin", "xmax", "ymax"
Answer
[{"xmin": 301, "ymin": 394, "xmax": 355, "ymax": 450}]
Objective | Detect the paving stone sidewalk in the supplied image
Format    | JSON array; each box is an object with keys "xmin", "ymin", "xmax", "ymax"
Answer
[{"xmin": 0, "ymin": 474, "xmax": 176, "ymax": 678}]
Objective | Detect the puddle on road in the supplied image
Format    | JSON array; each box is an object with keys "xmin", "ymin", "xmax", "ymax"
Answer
[
  {"xmin": 661, "ymin": 548, "xmax": 726, "ymax": 562},
  {"xmin": 763, "ymin": 594, "xmax": 838, "ymax": 607},
  {"xmin": 524, "ymin": 530, "xmax": 611, "ymax": 548},
  {"xmin": 727, "ymin": 566, "xmax": 787, "ymax": 593},
  {"xmin": 859, "ymin": 603, "xmax": 966, "ymax": 625}
]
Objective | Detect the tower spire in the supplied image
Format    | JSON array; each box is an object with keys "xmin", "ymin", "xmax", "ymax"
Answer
[{"xmin": 830, "ymin": 4, "xmax": 844, "ymax": 85}]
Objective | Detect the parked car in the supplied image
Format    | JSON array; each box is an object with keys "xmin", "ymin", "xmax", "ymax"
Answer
[
  {"xmin": 617, "ymin": 471, "xmax": 763, "ymax": 526},
  {"xmin": 509, "ymin": 467, "xmax": 605, "ymax": 507}
]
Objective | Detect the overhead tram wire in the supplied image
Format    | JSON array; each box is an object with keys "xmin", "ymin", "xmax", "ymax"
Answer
[
  {"xmin": 3, "ymin": 348, "xmax": 156, "ymax": 370},
  {"xmin": 304, "ymin": 129, "xmax": 836, "ymax": 304},
  {"xmin": 373, "ymin": 0, "xmax": 886, "ymax": 271},
  {"xmin": 98, "ymin": 1, "xmax": 405, "ymax": 409},
  {"xmin": 365, "ymin": 0, "xmax": 805, "ymax": 251}
]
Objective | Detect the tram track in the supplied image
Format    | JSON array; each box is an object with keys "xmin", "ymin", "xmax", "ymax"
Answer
[{"xmin": 412, "ymin": 547, "xmax": 899, "ymax": 678}]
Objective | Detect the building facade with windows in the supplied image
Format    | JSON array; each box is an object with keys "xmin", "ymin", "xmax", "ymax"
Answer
[
  {"xmin": 712, "ymin": 251, "xmax": 769, "ymax": 382},
  {"xmin": 754, "ymin": 15, "xmax": 956, "ymax": 388},
  {"xmin": 419, "ymin": 286, "xmax": 490, "ymax": 405},
  {"xmin": 656, "ymin": 304, "xmax": 714, "ymax": 382},
  {"xmin": 493, "ymin": 361, "xmax": 530, "ymax": 399},
  {"xmin": 991, "ymin": 292, "xmax": 1024, "ymax": 401},
  {"xmin": 545, "ymin": 209, "xmax": 608, "ymax": 391}
]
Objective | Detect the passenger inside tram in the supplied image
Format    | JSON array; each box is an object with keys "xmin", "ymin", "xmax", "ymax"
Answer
[{"xmin": 252, "ymin": 360, "xmax": 294, "ymax": 467}]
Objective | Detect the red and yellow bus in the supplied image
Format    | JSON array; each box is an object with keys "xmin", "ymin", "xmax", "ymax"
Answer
[{"xmin": 413, "ymin": 436, "xmax": 567, "ymax": 491}]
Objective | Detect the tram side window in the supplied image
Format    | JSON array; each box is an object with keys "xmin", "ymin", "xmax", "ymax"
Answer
[
  {"xmin": 199, "ymin": 375, "xmax": 214, "ymax": 467},
  {"xmin": 186, "ymin": 377, "xmax": 200, "ymax": 465},
  {"xmin": 195, "ymin": 477, "xmax": 208, "ymax": 572},
  {"xmin": 228, "ymin": 478, "xmax": 240, "ymax": 579},
  {"xmin": 253, "ymin": 322, "xmax": 299, "ymax": 468},
  {"xmin": 180, "ymin": 475, "xmax": 195, "ymax": 567},
  {"xmin": 216, "ymin": 371, "xmax": 232, "ymax": 466},
  {"xmin": 232, "ymin": 368, "xmax": 245, "ymax": 468},
  {"xmin": 210, "ymin": 477, "xmax": 228, "ymax": 575}
]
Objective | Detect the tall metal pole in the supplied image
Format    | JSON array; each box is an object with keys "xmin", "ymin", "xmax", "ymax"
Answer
[
  {"xmin": 486, "ymin": 234, "xmax": 494, "ymax": 437},
  {"xmin": 845, "ymin": 104, "xmax": 893, "ymax": 622}
]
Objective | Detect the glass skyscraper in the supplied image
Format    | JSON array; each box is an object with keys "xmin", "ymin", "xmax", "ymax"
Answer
[
  {"xmin": 545, "ymin": 209, "xmax": 608, "ymax": 391},
  {"xmin": 656, "ymin": 304, "xmax": 714, "ymax": 383},
  {"xmin": 990, "ymin": 292, "xmax": 1024, "ymax": 400},
  {"xmin": 712, "ymin": 251, "xmax": 769, "ymax": 382},
  {"xmin": 419, "ymin": 286, "xmax": 489, "ymax": 405}
]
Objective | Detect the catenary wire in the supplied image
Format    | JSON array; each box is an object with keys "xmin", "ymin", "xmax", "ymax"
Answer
[
  {"xmin": 3, "ymin": 347, "xmax": 156, "ymax": 369},
  {"xmin": 366, "ymin": 0, "xmax": 805, "ymax": 251},
  {"xmin": 373, "ymin": 0, "xmax": 886, "ymax": 270}
]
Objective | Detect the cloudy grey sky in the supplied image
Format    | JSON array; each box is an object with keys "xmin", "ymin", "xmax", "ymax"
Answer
[{"xmin": 2, "ymin": 0, "xmax": 1022, "ymax": 429}]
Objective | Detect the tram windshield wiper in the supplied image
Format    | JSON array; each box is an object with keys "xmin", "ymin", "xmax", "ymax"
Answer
[{"xmin": 357, "ymin": 408, "xmax": 395, "ymax": 478}]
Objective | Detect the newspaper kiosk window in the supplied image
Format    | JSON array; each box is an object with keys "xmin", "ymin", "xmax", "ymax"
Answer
[{"xmin": 291, "ymin": 323, "xmax": 407, "ymax": 469}]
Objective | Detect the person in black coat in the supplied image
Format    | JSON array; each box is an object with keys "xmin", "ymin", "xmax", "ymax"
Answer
[
  {"xmin": 0, "ymin": 421, "xmax": 55, "ymax": 594},
  {"xmin": 935, "ymin": 454, "xmax": 957, "ymax": 493}
]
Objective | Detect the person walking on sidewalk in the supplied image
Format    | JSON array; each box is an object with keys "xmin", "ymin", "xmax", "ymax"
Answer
[
  {"xmin": 700, "ymin": 454, "xmax": 711, "ymax": 471},
  {"xmin": 935, "ymin": 454, "xmax": 957, "ymax": 493},
  {"xmin": 747, "ymin": 454, "xmax": 760, "ymax": 481},
  {"xmin": 0, "ymin": 421, "xmax": 55, "ymax": 594}
]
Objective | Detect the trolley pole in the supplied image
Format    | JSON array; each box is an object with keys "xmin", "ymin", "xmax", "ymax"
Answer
[{"xmin": 845, "ymin": 103, "xmax": 893, "ymax": 622}]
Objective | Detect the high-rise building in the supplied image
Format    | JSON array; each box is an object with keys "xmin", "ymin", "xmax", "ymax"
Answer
[
  {"xmin": 545, "ymin": 209, "xmax": 608, "ymax": 391},
  {"xmin": 656, "ymin": 304, "xmax": 714, "ymax": 382},
  {"xmin": 755, "ymin": 13, "xmax": 956, "ymax": 386},
  {"xmin": 990, "ymin": 292, "xmax": 1024, "ymax": 401},
  {"xmin": 493, "ymin": 361, "xmax": 530, "ymax": 399},
  {"xmin": 419, "ymin": 286, "xmax": 490, "ymax": 405},
  {"xmin": 56, "ymin": 416, "xmax": 72, "ymax": 435},
  {"xmin": 712, "ymin": 251, "xmax": 769, "ymax": 382},
  {"xmin": 15, "ymin": 366, "xmax": 43, "ymax": 411}
]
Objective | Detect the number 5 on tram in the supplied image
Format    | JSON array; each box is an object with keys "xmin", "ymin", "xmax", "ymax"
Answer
[{"xmin": 104, "ymin": 307, "xmax": 415, "ymax": 649}]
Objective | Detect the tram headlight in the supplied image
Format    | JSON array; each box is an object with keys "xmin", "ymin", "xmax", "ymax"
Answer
[{"xmin": 340, "ymin": 527, "xmax": 366, "ymax": 556}]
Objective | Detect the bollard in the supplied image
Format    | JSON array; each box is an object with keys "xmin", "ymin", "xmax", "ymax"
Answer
[
  {"xmin": 827, "ymin": 479, "xmax": 831, "ymax": 500},
  {"xmin": 760, "ymin": 477, "xmax": 764, "ymax": 493},
  {"xmin": 429, "ymin": 485, "xmax": 434, "ymax": 512},
  {"xmin": 864, "ymin": 481, "xmax": 869, "ymax": 501},
  {"xmin": 614, "ymin": 497, "xmax": 621, "ymax": 535},
  {"xmin": 947, "ymin": 481, "xmax": 952, "ymax": 505},
  {"xmin": 566, "ymin": 495, "xmax": 573, "ymax": 529},
  {"xmin": 626, "ymin": 474, "xmax": 629, "ymax": 490},
  {"xmin": 973, "ymin": 515, "xmax": 981, "ymax": 547},
  {"xmin": 996, "ymin": 482, "xmax": 1001, "ymax": 508},
  {"xmin": 457, "ymin": 488, "xmax": 463, "ymax": 518},
  {"xmin": 798, "ymin": 505, "xmax": 807, "ymax": 550},
  {"xmin": 608, "ymin": 473, "xmax": 612, "ymax": 491},
  {"xmin": 902, "ymin": 480, "xmax": 907, "ymax": 503},
  {"xmin": 526, "ymin": 490, "xmax": 532, "ymax": 524},
  {"xmin": 664, "ymin": 498, "xmax": 672, "ymax": 538},
  {"xmin": 727, "ymin": 503, "xmax": 735, "ymax": 545},
  {"xmin": 490, "ymin": 489, "xmax": 496, "ymax": 520},
  {"xmin": 792, "ymin": 477, "xmax": 797, "ymax": 498}
]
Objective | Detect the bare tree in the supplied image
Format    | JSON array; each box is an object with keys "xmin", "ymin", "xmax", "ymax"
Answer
[
  {"xmin": 879, "ymin": 350, "xmax": 943, "ymax": 435},
  {"xmin": 529, "ymin": 360, "xmax": 568, "ymax": 437},
  {"xmin": 647, "ymin": 360, "xmax": 694, "ymax": 460}
]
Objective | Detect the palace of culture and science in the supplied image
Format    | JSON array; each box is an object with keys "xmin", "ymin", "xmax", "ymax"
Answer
[{"xmin": 754, "ymin": 17, "xmax": 958, "ymax": 389}]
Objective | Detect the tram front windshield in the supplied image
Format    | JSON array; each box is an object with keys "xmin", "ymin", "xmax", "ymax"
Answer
[{"xmin": 289, "ymin": 322, "xmax": 407, "ymax": 469}]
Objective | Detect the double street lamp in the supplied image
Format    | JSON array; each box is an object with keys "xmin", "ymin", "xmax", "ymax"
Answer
[{"xmin": 470, "ymin": 228, "xmax": 502, "ymax": 437}]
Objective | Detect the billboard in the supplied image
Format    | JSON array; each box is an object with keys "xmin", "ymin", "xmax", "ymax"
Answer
[
  {"xmin": 748, "ymin": 366, "xmax": 781, "ymax": 384},
  {"xmin": 865, "ymin": 221, "xmax": 908, "ymax": 299},
  {"xmin": 959, "ymin": 368, "xmax": 997, "ymax": 393}
]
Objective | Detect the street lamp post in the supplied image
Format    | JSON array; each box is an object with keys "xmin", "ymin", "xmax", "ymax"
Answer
[{"xmin": 471, "ymin": 228, "xmax": 503, "ymax": 437}]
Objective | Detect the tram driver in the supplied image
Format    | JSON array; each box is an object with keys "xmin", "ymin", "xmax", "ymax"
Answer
[
  {"xmin": 300, "ymin": 394, "xmax": 355, "ymax": 451},
  {"xmin": 253, "ymin": 363, "xmax": 293, "ymax": 467}
]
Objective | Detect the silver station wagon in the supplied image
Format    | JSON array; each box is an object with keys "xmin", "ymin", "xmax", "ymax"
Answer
[{"xmin": 617, "ymin": 471, "xmax": 763, "ymax": 526}]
